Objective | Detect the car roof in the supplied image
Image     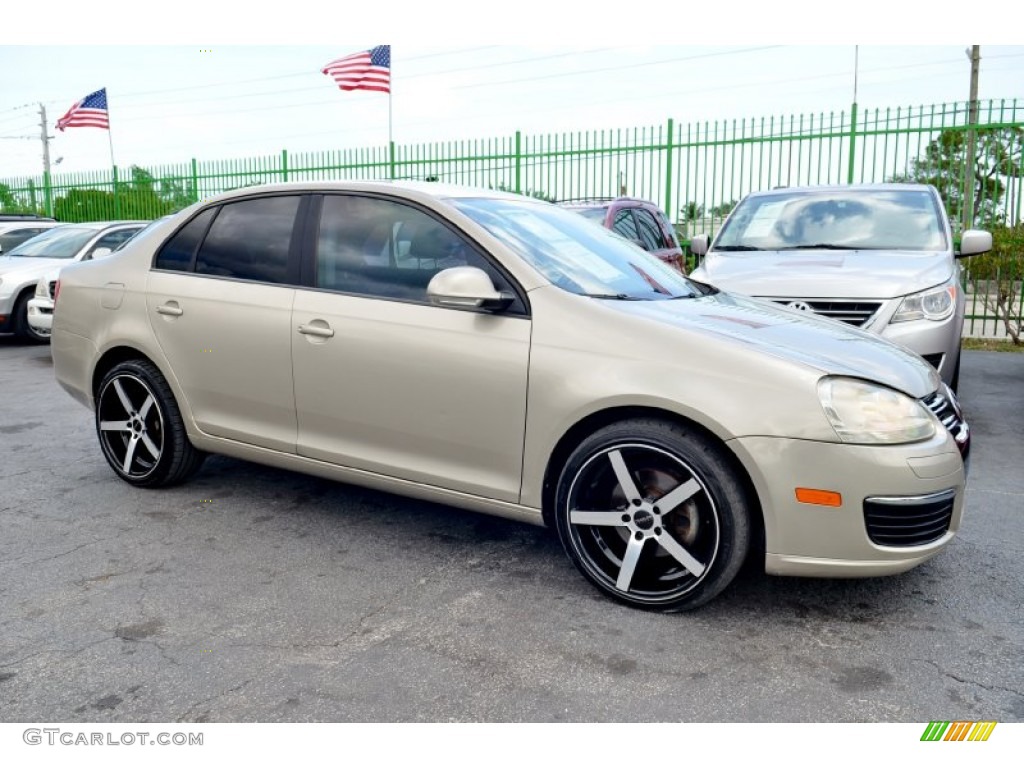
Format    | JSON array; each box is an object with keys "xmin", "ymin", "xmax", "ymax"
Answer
[
  {"xmin": 197, "ymin": 180, "xmax": 525, "ymax": 207},
  {"xmin": 54, "ymin": 220, "xmax": 149, "ymax": 230}
]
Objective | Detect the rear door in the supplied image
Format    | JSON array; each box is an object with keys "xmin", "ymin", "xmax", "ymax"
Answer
[{"xmin": 147, "ymin": 195, "xmax": 305, "ymax": 452}]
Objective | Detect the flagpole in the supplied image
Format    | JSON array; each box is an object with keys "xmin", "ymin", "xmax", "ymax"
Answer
[
  {"xmin": 106, "ymin": 90, "xmax": 120, "ymax": 218},
  {"xmin": 388, "ymin": 48, "xmax": 394, "ymax": 181}
]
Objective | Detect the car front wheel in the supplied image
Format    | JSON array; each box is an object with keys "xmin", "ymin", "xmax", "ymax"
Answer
[
  {"xmin": 554, "ymin": 419, "xmax": 751, "ymax": 611},
  {"xmin": 95, "ymin": 359, "xmax": 206, "ymax": 487}
]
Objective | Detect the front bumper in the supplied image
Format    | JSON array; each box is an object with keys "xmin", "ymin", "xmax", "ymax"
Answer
[
  {"xmin": 728, "ymin": 432, "xmax": 964, "ymax": 578},
  {"xmin": 27, "ymin": 297, "xmax": 54, "ymax": 334}
]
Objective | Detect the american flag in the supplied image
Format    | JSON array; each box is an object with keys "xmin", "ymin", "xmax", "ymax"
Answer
[
  {"xmin": 56, "ymin": 88, "xmax": 110, "ymax": 131},
  {"xmin": 322, "ymin": 45, "xmax": 391, "ymax": 94}
]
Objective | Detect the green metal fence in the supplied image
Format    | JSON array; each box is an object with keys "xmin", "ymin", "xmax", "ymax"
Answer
[{"xmin": 2, "ymin": 98, "xmax": 1022, "ymax": 336}]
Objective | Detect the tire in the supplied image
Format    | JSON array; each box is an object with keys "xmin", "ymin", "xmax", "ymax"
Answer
[
  {"xmin": 553, "ymin": 418, "xmax": 751, "ymax": 611},
  {"xmin": 95, "ymin": 359, "xmax": 206, "ymax": 487},
  {"xmin": 12, "ymin": 291, "xmax": 49, "ymax": 344}
]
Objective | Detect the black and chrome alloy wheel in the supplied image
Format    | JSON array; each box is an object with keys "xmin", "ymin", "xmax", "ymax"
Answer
[{"xmin": 555, "ymin": 420, "xmax": 750, "ymax": 611}]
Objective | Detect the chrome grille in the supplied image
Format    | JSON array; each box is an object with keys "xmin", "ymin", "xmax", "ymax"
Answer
[
  {"xmin": 922, "ymin": 388, "xmax": 969, "ymax": 449},
  {"xmin": 769, "ymin": 299, "xmax": 882, "ymax": 327},
  {"xmin": 863, "ymin": 490, "xmax": 955, "ymax": 547}
]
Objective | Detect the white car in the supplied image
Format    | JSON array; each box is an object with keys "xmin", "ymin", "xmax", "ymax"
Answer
[
  {"xmin": 0, "ymin": 217, "xmax": 60, "ymax": 255},
  {"xmin": 0, "ymin": 221, "xmax": 146, "ymax": 341},
  {"xmin": 27, "ymin": 218, "xmax": 169, "ymax": 338}
]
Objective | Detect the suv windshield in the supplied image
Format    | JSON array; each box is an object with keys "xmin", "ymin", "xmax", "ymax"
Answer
[
  {"xmin": 714, "ymin": 189, "xmax": 947, "ymax": 252},
  {"xmin": 454, "ymin": 197, "xmax": 701, "ymax": 300},
  {"xmin": 7, "ymin": 227, "xmax": 96, "ymax": 259}
]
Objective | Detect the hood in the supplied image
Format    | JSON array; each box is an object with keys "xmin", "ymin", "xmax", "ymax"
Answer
[
  {"xmin": 602, "ymin": 290, "xmax": 939, "ymax": 398},
  {"xmin": 694, "ymin": 249, "xmax": 953, "ymax": 298},
  {"xmin": 0, "ymin": 257, "xmax": 67, "ymax": 280}
]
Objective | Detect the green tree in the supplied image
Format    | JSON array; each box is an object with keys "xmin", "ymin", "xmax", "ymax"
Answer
[
  {"xmin": 964, "ymin": 224, "xmax": 1024, "ymax": 345},
  {"xmin": 681, "ymin": 201, "xmax": 705, "ymax": 221},
  {"xmin": 0, "ymin": 182, "xmax": 38, "ymax": 214},
  {"xmin": 890, "ymin": 127, "xmax": 1023, "ymax": 227},
  {"xmin": 709, "ymin": 199, "xmax": 737, "ymax": 217}
]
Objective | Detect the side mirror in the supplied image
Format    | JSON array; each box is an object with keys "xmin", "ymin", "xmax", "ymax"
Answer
[
  {"xmin": 690, "ymin": 234, "xmax": 709, "ymax": 256},
  {"xmin": 427, "ymin": 266, "xmax": 514, "ymax": 313},
  {"xmin": 90, "ymin": 247, "xmax": 113, "ymax": 260},
  {"xmin": 956, "ymin": 229, "xmax": 992, "ymax": 258}
]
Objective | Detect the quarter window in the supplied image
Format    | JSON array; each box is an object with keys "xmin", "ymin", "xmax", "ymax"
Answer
[
  {"xmin": 611, "ymin": 210, "xmax": 640, "ymax": 242},
  {"xmin": 155, "ymin": 208, "xmax": 217, "ymax": 272},
  {"xmin": 195, "ymin": 196, "xmax": 300, "ymax": 283},
  {"xmin": 635, "ymin": 210, "xmax": 665, "ymax": 251}
]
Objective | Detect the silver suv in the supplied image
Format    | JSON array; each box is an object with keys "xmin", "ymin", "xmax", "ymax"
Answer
[{"xmin": 689, "ymin": 184, "xmax": 991, "ymax": 390}]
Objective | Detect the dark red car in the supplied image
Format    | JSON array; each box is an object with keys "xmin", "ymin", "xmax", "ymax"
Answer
[{"xmin": 558, "ymin": 197, "xmax": 685, "ymax": 273}]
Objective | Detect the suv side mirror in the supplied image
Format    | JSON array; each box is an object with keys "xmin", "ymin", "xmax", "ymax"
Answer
[
  {"xmin": 690, "ymin": 234, "xmax": 709, "ymax": 256},
  {"xmin": 90, "ymin": 247, "xmax": 113, "ymax": 260},
  {"xmin": 956, "ymin": 230, "xmax": 992, "ymax": 258}
]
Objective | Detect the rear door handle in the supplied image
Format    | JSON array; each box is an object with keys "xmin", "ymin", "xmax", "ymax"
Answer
[
  {"xmin": 298, "ymin": 322, "xmax": 334, "ymax": 339},
  {"xmin": 156, "ymin": 302, "xmax": 183, "ymax": 317}
]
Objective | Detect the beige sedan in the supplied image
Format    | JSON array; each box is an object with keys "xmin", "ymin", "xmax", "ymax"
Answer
[{"xmin": 50, "ymin": 181, "xmax": 969, "ymax": 610}]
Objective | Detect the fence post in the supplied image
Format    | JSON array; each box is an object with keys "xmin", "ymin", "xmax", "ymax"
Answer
[
  {"xmin": 43, "ymin": 171, "xmax": 53, "ymax": 217},
  {"xmin": 515, "ymin": 131, "xmax": 522, "ymax": 194},
  {"xmin": 846, "ymin": 102, "xmax": 858, "ymax": 184},
  {"xmin": 281, "ymin": 149, "xmax": 289, "ymax": 182},
  {"xmin": 664, "ymin": 118, "xmax": 675, "ymax": 222},
  {"xmin": 190, "ymin": 158, "xmax": 199, "ymax": 203},
  {"xmin": 389, "ymin": 141, "xmax": 396, "ymax": 180},
  {"xmin": 112, "ymin": 165, "xmax": 121, "ymax": 219}
]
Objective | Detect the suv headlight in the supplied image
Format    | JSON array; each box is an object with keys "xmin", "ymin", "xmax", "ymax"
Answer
[
  {"xmin": 818, "ymin": 377, "xmax": 936, "ymax": 444},
  {"xmin": 892, "ymin": 276, "xmax": 957, "ymax": 322}
]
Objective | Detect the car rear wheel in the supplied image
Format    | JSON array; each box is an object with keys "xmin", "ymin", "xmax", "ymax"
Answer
[
  {"xmin": 95, "ymin": 360, "xmax": 206, "ymax": 487},
  {"xmin": 554, "ymin": 419, "xmax": 751, "ymax": 611}
]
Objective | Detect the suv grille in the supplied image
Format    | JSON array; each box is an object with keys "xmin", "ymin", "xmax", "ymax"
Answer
[
  {"xmin": 922, "ymin": 388, "xmax": 969, "ymax": 452},
  {"xmin": 769, "ymin": 299, "xmax": 882, "ymax": 327},
  {"xmin": 864, "ymin": 490, "xmax": 956, "ymax": 547}
]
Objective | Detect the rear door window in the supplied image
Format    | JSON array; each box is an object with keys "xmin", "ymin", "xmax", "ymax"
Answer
[{"xmin": 195, "ymin": 196, "xmax": 301, "ymax": 284}]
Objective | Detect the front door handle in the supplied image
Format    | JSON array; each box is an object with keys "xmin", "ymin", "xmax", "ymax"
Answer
[
  {"xmin": 156, "ymin": 302, "xmax": 183, "ymax": 317},
  {"xmin": 298, "ymin": 322, "xmax": 335, "ymax": 339}
]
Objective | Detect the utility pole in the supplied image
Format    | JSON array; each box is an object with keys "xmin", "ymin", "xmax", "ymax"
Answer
[
  {"xmin": 38, "ymin": 103, "xmax": 54, "ymax": 216},
  {"xmin": 963, "ymin": 45, "xmax": 980, "ymax": 232},
  {"xmin": 39, "ymin": 103, "xmax": 52, "ymax": 179}
]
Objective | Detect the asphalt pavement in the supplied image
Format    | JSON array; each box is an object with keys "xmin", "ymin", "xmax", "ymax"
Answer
[{"xmin": 1, "ymin": 340, "xmax": 1021, "ymax": 722}]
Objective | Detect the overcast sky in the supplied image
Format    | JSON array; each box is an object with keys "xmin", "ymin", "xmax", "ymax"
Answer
[{"xmin": 2, "ymin": 5, "xmax": 1022, "ymax": 180}]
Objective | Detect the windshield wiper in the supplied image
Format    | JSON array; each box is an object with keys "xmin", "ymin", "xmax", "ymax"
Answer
[
  {"xmin": 583, "ymin": 293, "xmax": 644, "ymax": 300},
  {"xmin": 714, "ymin": 245, "xmax": 762, "ymax": 252},
  {"xmin": 777, "ymin": 243, "xmax": 859, "ymax": 251}
]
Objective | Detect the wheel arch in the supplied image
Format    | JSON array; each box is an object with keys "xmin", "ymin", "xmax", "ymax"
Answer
[
  {"xmin": 92, "ymin": 345, "xmax": 168, "ymax": 400},
  {"xmin": 540, "ymin": 405, "xmax": 765, "ymax": 561}
]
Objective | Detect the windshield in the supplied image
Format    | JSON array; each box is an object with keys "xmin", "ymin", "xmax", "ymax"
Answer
[
  {"xmin": 7, "ymin": 227, "xmax": 96, "ymax": 259},
  {"xmin": 714, "ymin": 189, "xmax": 947, "ymax": 252},
  {"xmin": 453, "ymin": 197, "xmax": 702, "ymax": 300}
]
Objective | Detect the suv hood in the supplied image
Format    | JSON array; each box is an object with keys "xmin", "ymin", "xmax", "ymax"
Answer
[
  {"xmin": 695, "ymin": 249, "xmax": 952, "ymax": 298},
  {"xmin": 605, "ymin": 290, "xmax": 939, "ymax": 398},
  {"xmin": 0, "ymin": 256, "xmax": 66, "ymax": 279}
]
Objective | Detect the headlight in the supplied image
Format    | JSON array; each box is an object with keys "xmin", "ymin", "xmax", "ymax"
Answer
[
  {"xmin": 818, "ymin": 377, "xmax": 936, "ymax": 444},
  {"xmin": 892, "ymin": 277, "xmax": 957, "ymax": 322},
  {"xmin": 34, "ymin": 280, "xmax": 48, "ymax": 298}
]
